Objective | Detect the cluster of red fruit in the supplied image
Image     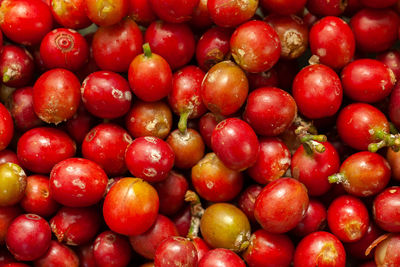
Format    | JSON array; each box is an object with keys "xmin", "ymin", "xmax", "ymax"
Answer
[{"xmin": 0, "ymin": 0, "xmax": 400, "ymax": 266}]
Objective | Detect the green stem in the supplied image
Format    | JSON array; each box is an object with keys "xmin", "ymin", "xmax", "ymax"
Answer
[
  {"xmin": 178, "ymin": 111, "xmax": 190, "ymax": 134},
  {"xmin": 328, "ymin": 173, "xmax": 346, "ymax": 184},
  {"xmin": 3, "ymin": 73, "xmax": 10, "ymax": 83},
  {"xmin": 142, "ymin": 43, "xmax": 152, "ymax": 58},
  {"xmin": 185, "ymin": 190, "xmax": 204, "ymax": 240}
]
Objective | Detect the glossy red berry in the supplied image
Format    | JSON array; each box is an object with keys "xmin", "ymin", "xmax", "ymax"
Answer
[
  {"xmin": 292, "ymin": 199, "xmax": 327, "ymax": 237},
  {"xmin": 49, "ymin": 158, "xmax": 108, "ymax": 207},
  {"xmin": 341, "ymin": 59, "xmax": 396, "ymax": 103},
  {"xmin": 150, "ymin": 0, "xmax": 199, "ymax": 23},
  {"xmin": 84, "ymin": 0, "xmax": 128, "ymax": 26},
  {"xmin": 50, "ymin": 0, "xmax": 91, "ymax": 29},
  {"xmin": 231, "ymin": 20, "xmax": 281, "ymax": 73},
  {"xmin": 81, "ymin": 71, "xmax": 132, "ymax": 119},
  {"xmin": 0, "ymin": 0, "xmax": 53, "ymax": 46},
  {"xmin": 154, "ymin": 236, "xmax": 198, "ymax": 267},
  {"xmin": 33, "ymin": 68, "xmax": 81, "ymax": 124},
  {"xmin": 243, "ymin": 87, "xmax": 297, "ymax": 136},
  {"xmin": 0, "ymin": 103, "xmax": 13, "ymax": 151},
  {"xmin": 260, "ymin": 0, "xmax": 307, "ymax": 15},
  {"xmin": 309, "ymin": 16, "xmax": 355, "ymax": 69},
  {"xmin": 6, "ymin": 214, "xmax": 51, "ymax": 261},
  {"xmin": 207, "ymin": 0, "xmax": 258, "ymax": 28},
  {"xmin": 125, "ymin": 136, "xmax": 175, "ymax": 183},
  {"xmin": 198, "ymin": 248, "xmax": 246, "ymax": 267},
  {"xmin": 327, "ymin": 195, "xmax": 369, "ymax": 242},
  {"xmin": 34, "ymin": 240, "xmax": 79, "ymax": 267},
  {"xmin": 93, "ymin": 231, "xmax": 132, "ymax": 267},
  {"xmin": 254, "ymin": 178, "xmax": 309, "ymax": 234},
  {"xmin": 292, "ymin": 64, "xmax": 342, "ymax": 119},
  {"xmin": 373, "ymin": 187, "xmax": 400, "ymax": 232},
  {"xmin": 211, "ymin": 118, "xmax": 259, "ymax": 171}
]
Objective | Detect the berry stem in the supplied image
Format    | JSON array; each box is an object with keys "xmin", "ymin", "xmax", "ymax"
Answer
[
  {"xmin": 328, "ymin": 172, "xmax": 346, "ymax": 184},
  {"xmin": 178, "ymin": 111, "xmax": 190, "ymax": 134},
  {"xmin": 185, "ymin": 190, "xmax": 204, "ymax": 240},
  {"xmin": 293, "ymin": 116, "xmax": 327, "ymax": 154},
  {"xmin": 143, "ymin": 43, "xmax": 152, "ymax": 58}
]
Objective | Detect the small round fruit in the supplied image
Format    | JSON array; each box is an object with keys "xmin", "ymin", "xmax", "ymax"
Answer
[{"xmin": 0, "ymin": 163, "xmax": 27, "ymax": 207}]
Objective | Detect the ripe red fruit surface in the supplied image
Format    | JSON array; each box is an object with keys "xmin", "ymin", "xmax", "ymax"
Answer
[
  {"xmin": 231, "ymin": 20, "xmax": 281, "ymax": 73},
  {"xmin": 373, "ymin": 187, "xmax": 400, "ymax": 232},
  {"xmin": 211, "ymin": 118, "xmax": 259, "ymax": 171},
  {"xmin": 243, "ymin": 87, "xmax": 297, "ymax": 136},
  {"xmin": 292, "ymin": 64, "xmax": 343, "ymax": 119},
  {"xmin": 50, "ymin": 0, "xmax": 91, "ymax": 29},
  {"xmin": 254, "ymin": 177, "xmax": 309, "ymax": 234},
  {"xmin": 0, "ymin": 103, "xmax": 13, "ymax": 152},
  {"xmin": 93, "ymin": 231, "xmax": 132, "ymax": 267},
  {"xmin": 33, "ymin": 68, "xmax": 81, "ymax": 124},
  {"xmin": 17, "ymin": 127, "xmax": 76, "ymax": 174},
  {"xmin": 103, "ymin": 178, "xmax": 159, "ymax": 236},
  {"xmin": 125, "ymin": 136, "xmax": 175, "ymax": 183},
  {"xmin": 92, "ymin": 18, "xmax": 143, "ymax": 73},
  {"xmin": 207, "ymin": 0, "xmax": 258, "ymax": 28},
  {"xmin": 49, "ymin": 158, "xmax": 108, "ymax": 207},
  {"xmin": 150, "ymin": 0, "xmax": 200, "ymax": 23},
  {"xmin": 6, "ymin": 214, "xmax": 51, "ymax": 261},
  {"xmin": 0, "ymin": 0, "xmax": 53, "ymax": 46},
  {"xmin": 34, "ymin": 240, "xmax": 79, "ymax": 267},
  {"xmin": 293, "ymin": 231, "xmax": 346, "ymax": 267},
  {"xmin": 81, "ymin": 71, "xmax": 132, "ymax": 119}
]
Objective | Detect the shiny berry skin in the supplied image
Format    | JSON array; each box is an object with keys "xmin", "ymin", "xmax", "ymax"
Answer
[
  {"xmin": 84, "ymin": 0, "xmax": 128, "ymax": 26},
  {"xmin": 231, "ymin": 20, "xmax": 281, "ymax": 73},
  {"xmin": 291, "ymin": 141, "xmax": 340, "ymax": 196},
  {"xmin": 243, "ymin": 87, "xmax": 297, "ymax": 136},
  {"xmin": 0, "ymin": 150, "xmax": 19, "ymax": 166},
  {"xmin": 265, "ymin": 14, "xmax": 308, "ymax": 60},
  {"xmin": 0, "ymin": 163, "xmax": 26, "ymax": 207},
  {"xmin": 190, "ymin": 0, "xmax": 213, "ymax": 29},
  {"xmin": 292, "ymin": 199, "xmax": 327, "ymax": 237},
  {"xmin": 20, "ymin": 175, "xmax": 59, "ymax": 218},
  {"xmin": 76, "ymin": 243, "xmax": 96, "ymax": 267},
  {"xmin": 336, "ymin": 103, "xmax": 389, "ymax": 151},
  {"xmin": 154, "ymin": 171, "xmax": 188, "ymax": 215},
  {"xmin": 254, "ymin": 177, "xmax": 309, "ymax": 234},
  {"xmin": 125, "ymin": 136, "xmax": 175, "ymax": 183},
  {"xmin": 145, "ymin": 21, "xmax": 195, "ymax": 70},
  {"xmin": 389, "ymin": 82, "xmax": 400, "ymax": 130},
  {"xmin": 292, "ymin": 64, "xmax": 342, "ymax": 119},
  {"xmin": 103, "ymin": 178, "xmax": 159, "ymax": 236},
  {"xmin": 260, "ymin": 0, "xmax": 307, "ymax": 15},
  {"xmin": 0, "ymin": 103, "xmax": 13, "ymax": 151},
  {"xmin": 195, "ymin": 27, "xmax": 231, "ymax": 72},
  {"xmin": 198, "ymin": 112, "xmax": 222, "ymax": 148},
  {"xmin": 243, "ymin": 229, "xmax": 294, "ymax": 267},
  {"xmin": 327, "ymin": 195, "xmax": 369, "ymax": 242},
  {"xmin": 373, "ymin": 187, "xmax": 400, "ymax": 232},
  {"xmin": 200, "ymin": 203, "xmax": 251, "ymax": 252},
  {"xmin": 82, "ymin": 123, "xmax": 132, "ymax": 176},
  {"xmin": 50, "ymin": 206, "xmax": 101, "ymax": 246},
  {"xmin": 374, "ymin": 234, "xmax": 400, "ymax": 267},
  {"xmin": 307, "ymin": 0, "xmax": 347, "ymax": 16},
  {"xmin": 128, "ymin": 44, "xmax": 173, "ymax": 102},
  {"xmin": 207, "ymin": 0, "xmax": 258, "ymax": 28},
  {"xmin": 92, "ymin": 18, "xmax": 143, "ymax": 73},
  {"xmin": 247, "ymin": 137, "xmax": 291, "ymax": 184},
  {"xmin": 191, "ymin": 152, "xmax": 243, "ymax": 202},
  {"xmin": 9, "ymin": 87, "xmax": 43, "ymax": 132},
  {"xmin": 211, "ymin": 118, "xmax": 259, "ymax": 171},
  {"xmin": 125, "ymin": 100, "xmax": 173, "ymax": 139},
  {"xmin": 341, "ymin": 59, "xmax": 396, "ymax": 103},
  {"xmin": 128, "ymin": 0, "xmax": 156, "ymax": 26},
  {"xmin": 65, "ymin": 105, "xmax": 96, "ymax": 144},
  {"xmin": 350, "ymin": 8, "xmax": 400, "ymax": 53},
  {"xmin": 0, "ymin": 45, "xmax": 35, "ymax": 88},
  {"xmin": 168, "ymin": 65, "xmax": 207, "ymax": 125},
  {"xmin": 34, "ymin": 240, "xmax": 79, "ymax": 267},
  {"xmin": 198, "ymin": 248, "xmax": 246, "ymax": 267},
  {"xmin": 238, "ymin": 185, "xmax": 262, "ymax": 223},
  {"xmin": 49, "ymin": 158, "xmax": 108, "ymax": 207},
  {"xmin": 166, "ymin": 129, "xmax": 205, "ymax": 169},
  {"xmin": 6, "ymin": 214, "xmax": 51, "ymax": 261},
  {"xmin": 330, "ymin": 151, "xmax": 391, "ymax": 197},
  {"xmin": 0, "ymin": 205, "xmax": 22, "ymax": 244},
  {"xmin": 50, "ymin": 0, "xmax": 91, "ymax": 29},
  {"xmin": 387, "ymin": 147, "xmax": 400, "ymax": 181},
  {"xmin": 0, "ymin": 0, "xmax": 53, "ymax": 46},
  {"xmin": 81, "ymin": 71, "xmax": 132, "ymax": 119},
  {"xmin": 201, "ymin": 61, "xmax": 248, "ymax": 116},
  {"xmin": 93, "ymin": 231, "xmax": 132, "ymax": 267},
  {"xmin": 377, "ymin": 50, "xmax": 400, "ymax": 81},
  {"xmin": 33, "ymin": 68, "xmax": 81, "ymax": 124},
  {"xmin": 154, "ymin": 237, "xmax": 198, "ymax": 267},
  {"xmin": 130, "ymin": 214, "xmax": 179, "ymax": 260},
  {"xmin": 40, "ymin": 28, "xmax": 89, "ymax": 71},
  {"xmin": 17, "ymin": 127, "xmax": 76, "ymax": 174},
  {"xmin": 150, "ymin": 0, "xmax": 199, "ymax": 23},
  {"xmin": 309, "ymin": 16, "xmax": 355, "ymax": 69},
  {"xmin": 293, "ymin": 231, "xmax": 346, "ymax": 267},
  {"xmin": 247, "ymin": 68, "xmax": 279, "ymax": 90}
]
